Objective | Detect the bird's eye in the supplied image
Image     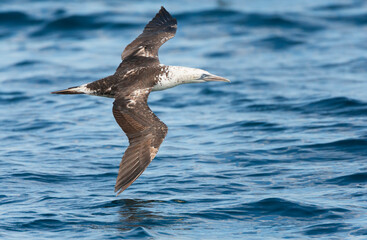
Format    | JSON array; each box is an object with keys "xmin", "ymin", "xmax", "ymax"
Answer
[{"xmin": 201, "ymin": 74, "xmax": 209, "ymax": 79}]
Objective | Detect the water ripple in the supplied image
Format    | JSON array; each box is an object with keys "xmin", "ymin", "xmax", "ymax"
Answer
[
  {"xmin": 304, "ymin": 223, "xmax": 350, "ymax": 236},
  {"xmin": 253, "ymin": 35, "xmax": 304, "ymax": 50},
  {"xmin": 326, "ymin": 172, "xmax": 367, "ymax": 186},
  {"xmin": 0, "ymin": 11, "xmax": 42, "ymax": 26},
  {"xmin": 190, "ymin": 198, "xmax": 348, "ymax": 220},
  {"xmin": 32, "ymin": 13, "xmax": 138, "ymax": 37}
]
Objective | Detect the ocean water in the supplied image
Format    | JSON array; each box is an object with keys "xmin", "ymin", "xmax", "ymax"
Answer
[{"xmin": 1, "ymin": 0, "xmax": 367, "ymax": 239}]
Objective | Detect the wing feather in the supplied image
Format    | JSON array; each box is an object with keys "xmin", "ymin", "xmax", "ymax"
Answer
[
  {"xmin": 121, "ymin": 6, "xmax": 177, "ymax": 60},
  {"xmin": 112, "ymin": 88, "xmax": 168, "ymax": 195}
]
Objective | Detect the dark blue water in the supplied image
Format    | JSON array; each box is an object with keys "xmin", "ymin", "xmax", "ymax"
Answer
[{"xmin": 1, "ymin": 0, "xmax": 367, "ymax": 239}]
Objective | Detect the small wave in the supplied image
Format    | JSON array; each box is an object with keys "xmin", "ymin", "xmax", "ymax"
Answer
[
  {"xmin": 301, "ymin": 97, "xmax": 367, "ymax": 116},
  {"xmin": 211, "ymin": 120, "xmax": 283, "ymax": 131},
  {"xmin": 351, "ymin": 228, "xmax": 367, "ymax": 236},
  {"xmin": 253, "ymin": 35, "xmax": 303, "ymax": 50},
  {"xmin": 0, "ymin": 91, "xmax": 25, "ymax": 96},
  {"xmin": 12, "ymin": 119, "xmax": 56, "ymax": 132},
  {"xmin": 44, "ymin": 14, "xmax": 105, "ymax": 30},
  {"xmin": 0, "ymin": 196, "xmax": 25, "ymax": 206},
  {"xmin": 31, "ymin": 13, "xmax": 138, "ymax": 37},
  {"xmin": 303, "ymin": 223, "xmax": 350, "ymax": 236},
  {"xmin": 301, "ymin": 123, "xmax": 353, "ymax": 131},
  {"xmin": 306, "ymin": 139, "xmax": 367, "ymax": 153},
  {"xmin": 247, "ymin": 78, "xmax": 279, "ymax": 88},
  {"xmin": 74, "ymin": 172, "xmax": 116, "ymax": 180},
  {"xmin": 119, "ymin": 227, "xmax": 154, "ymax": 239},
  {"xmin": 324, "ymin": 13, "xmax": 367, "ymax": 26},
  {"xmin": 272, "ymin": 138, "xmax": 367, "ymax": 158},
  {"xmin": 312, "ymin": 2, "xmax": 361, "ymax": 11},
  {"xmin": 246, "ymin": 103, "xmax": 293, "ymax": 112},
  {"xmin": 12, "ymin": 172, "xmax": 71, "ymax": 183},
  {"xmin": 175, "ymin": 9, "xmax": 243, "ymax": 22},
  {"xmin": 176, "ymin": 9, "xmax": 322, "ymax": 32},
  {"xmin": 0, "ymin": 11, "xmax": 42, "ymax": 26},
  {"xmin": 199, "ymin": 87, "xmax": 228, "ymax": 96},
  {"xmin": 231, "ymin": 97, "xmax": 253, "ymax": 106},
  {"xmin": 189, "ymin": 198, "xmax": 348, "ymax": 220},
  {"xmin": 246, "ymin": 97, "xmax": 367, "ymax": 116},
  {"xmin": 326, "ymin": 172, "xmax": 367, "ymax": 186},
  {"xmin": 246, "ymin": 171, "xmax": 283, "ymax": 177},
  {"xmin": 21, "ymin": 219, "xmax": 64, "ymax": 229},
  {"xmin": 319, "ymin": 57, "xmax": 367, "ymax": 73},
  {"xmin": 0, "ymin": 91, "xmax": 30, "ymax": 104},
  {"xmin": 237, "ymin": 13, "xmax": 323, "ymax": 32},
  {"xmin": 204, "ymin": 51, "xmax": 233, "ymax": 58},
  {"xmin": 12, "ymin": 60, "xmax": 44, "ymax": 67},
  {"xmin": 303, "ymin": 97, "xmax": 364, "ymax": 110}
]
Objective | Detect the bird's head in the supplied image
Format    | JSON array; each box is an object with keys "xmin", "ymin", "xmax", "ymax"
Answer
[
  {"xmin": 172, "ymin": 66, "xmax": 230, "ymax": 84},
  {"xmin": 194, "ymin": 70, "xmax": 230, "ymax": 83},
  {"xmin": 153, "ymin": 66, "xmax": 230, "ymax": 92}
]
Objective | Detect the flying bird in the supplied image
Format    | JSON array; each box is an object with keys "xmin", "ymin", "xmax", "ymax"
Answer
[{"xmin": 52, "ymin": 7, "xmax": 229, "ymax": 195}]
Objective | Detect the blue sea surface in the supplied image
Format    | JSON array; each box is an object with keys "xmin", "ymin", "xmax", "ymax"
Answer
[{"xmin": 1, "ymin": 0, "xmax": 367, "ymax": 239}]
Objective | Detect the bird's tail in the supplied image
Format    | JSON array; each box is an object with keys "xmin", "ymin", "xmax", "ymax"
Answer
[{"xmin": 51, "ymin": 86, "xmax": 85, "ymax": 95}]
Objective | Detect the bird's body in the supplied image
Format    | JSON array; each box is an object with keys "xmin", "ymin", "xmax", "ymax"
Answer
[{"xmin": 52, "ymin": 7, "xmax": 229, "ymax": 195}]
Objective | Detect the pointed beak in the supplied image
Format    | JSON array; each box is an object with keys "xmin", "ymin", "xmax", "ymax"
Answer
[{"xmin": 204, "ymin": 74, "xmax": 230, "ymax": 82}]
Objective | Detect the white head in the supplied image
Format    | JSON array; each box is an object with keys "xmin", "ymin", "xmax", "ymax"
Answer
[
  {"xmin": 153, "ymin": 66, "xmax": 230, "ymax": 91},
  {"xmin": 170, "ymin": 66, "xmax": 230, "ymax": 83}
]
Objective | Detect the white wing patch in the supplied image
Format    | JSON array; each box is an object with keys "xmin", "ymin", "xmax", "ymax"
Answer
[
  {"xmin": 136, "ymin": 46, "xmax": 156, "ymax": 58},
  {"xmin": 124, "ymin": 68, "xmax": 143, "ymax": 78},
  {"xmin": 127, "ymin": 88, "xmax": 150, "ymax": 108},
  {"xmin": 150, "ymin": 147, "xmax": 158, "ymax": 161},
  {"xmin": 77, "ymin": 84, "xmax": 96, "ymax": 95}
]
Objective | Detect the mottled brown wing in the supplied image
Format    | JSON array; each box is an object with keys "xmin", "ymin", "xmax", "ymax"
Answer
[
  {"xmin": 112, "ymin": 89, "xmax": 168, "ymax": 195},
  {"xmin": 121, "ymin": 6, "xmax": 177, "ymax": 60}
]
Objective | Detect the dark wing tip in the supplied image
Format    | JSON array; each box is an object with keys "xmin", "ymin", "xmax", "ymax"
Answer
[
  {"xmin": 159, "ymin": 6, "xmax": 171, "ymax": 18},
  {"xmin": 121, "ymin": 6, "xmax": 177, "ymax": 60},
  {"xmin": 158, "ymin": 6, "xmax": 173, "ymax": 20},
  {"xmin": 144, "ymin": 6, "xmax": 177, "ymax": 32}
]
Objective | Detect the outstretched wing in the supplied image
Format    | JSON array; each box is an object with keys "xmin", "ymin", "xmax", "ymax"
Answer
[
  {"xmin": 121, "ymin": 6, "xmax": 177, "ymax": 60},
  {"xmin": 112, "ymin": 88, "xmax": 168, "ymax": 195}
]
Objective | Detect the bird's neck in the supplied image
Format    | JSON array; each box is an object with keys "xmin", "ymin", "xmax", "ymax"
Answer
[{"xmin": 152, "ymin": 65, "xmax": 199, "ymax": 91}]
